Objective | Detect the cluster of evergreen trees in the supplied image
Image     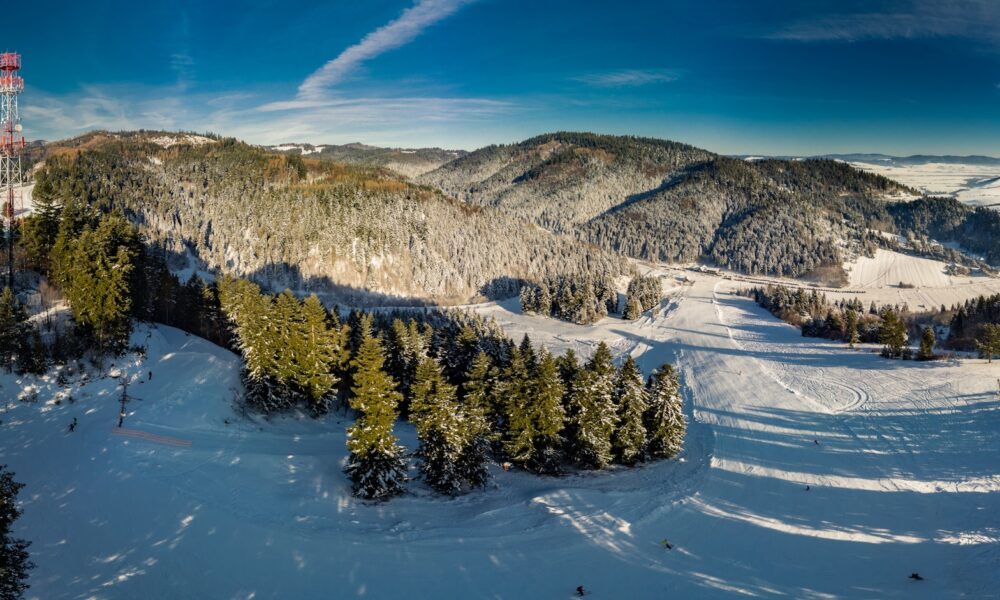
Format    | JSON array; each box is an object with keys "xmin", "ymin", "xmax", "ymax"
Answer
[
  {"xmin": 743, "ymin": 285, "xmax": 922, "ymax": 359},
  {"xmin": 217, "ymin": 275, "xmax": 688, "ymax": 500},
  {"xmin": 946, "ymin": 294, "xmax": 1000, "ymax": 352},
  {"xmin": 519, "ymin": 275, "xmax": 618, "ymax": 324},
  {"xmin": 623, "ymin": 275, "xmax": 662, "ymax": 319},
  {"xmin": 0, "ymin": 465, "xmax": 32, "ymax": 600},
  {"xmin": 218, "ymin": 278, "xmax": 348, "ymax": 414}
]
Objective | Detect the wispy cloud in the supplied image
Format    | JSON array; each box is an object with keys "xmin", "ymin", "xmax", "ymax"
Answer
[
  {"xmin": 296, "ymin": 0, "xmax": 477, "ymax": 101},
  {"xmin": 23, "ymin": 84, "xmax": 514, "ymax": 148},
  {"xmin": 768, "ymin": 0, "xmax": 1000, "ymax": 44},
  {"xmin": 573, "ymin": 69, "xmax": 678, "ymax": 88}
]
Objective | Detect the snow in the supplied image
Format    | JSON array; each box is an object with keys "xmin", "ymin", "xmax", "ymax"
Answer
[
  {"xmin": 850, "ymin": 161, "xmax": 1000, "ymax": 209},
  {"xmin": 148, "ymin": 134, "xmax": 214, "ymax": 149},
  {"xmin": 3, "ymin": 274, "xmax": 1000, "ymax": 598}
]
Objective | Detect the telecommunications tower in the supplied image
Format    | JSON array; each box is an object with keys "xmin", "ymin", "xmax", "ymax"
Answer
[{"xmin": 0, "ymin": 51, "xmax": 24, "ymax": 290}]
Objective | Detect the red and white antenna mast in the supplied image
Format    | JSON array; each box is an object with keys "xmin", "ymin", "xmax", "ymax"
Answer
[{"xmin": 0, "ymin": 51, "xmax": 24, "ymax": 290}]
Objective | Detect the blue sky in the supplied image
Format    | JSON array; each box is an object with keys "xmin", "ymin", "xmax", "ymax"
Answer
[{"xmin": 8, "ymin": 0, "xmax": 1000, "ymax": 155}]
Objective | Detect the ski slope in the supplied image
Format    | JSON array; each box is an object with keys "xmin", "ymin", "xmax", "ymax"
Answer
[{"xmin": 2, "ymin": 277, "xmax": 998, "ymax": 598}]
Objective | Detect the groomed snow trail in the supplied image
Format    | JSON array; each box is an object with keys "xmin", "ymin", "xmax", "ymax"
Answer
[{"xmin": 1, "ymin": 278, "xmax": 998, "ymax": 598}]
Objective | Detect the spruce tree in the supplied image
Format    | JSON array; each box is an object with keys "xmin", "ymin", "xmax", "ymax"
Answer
[
  {"xmin": 345, "ymin": 325, "xmax": 407, "ymax": 501},
  {"xmin": 294, "ymin": 294, "xmax": 340, "ymax": 412},
  {"xmin": 0, "ymin": 466, "xmax": 32, "ymax": 600},
  {"xmin": 501, "ymin": 348, "xmax": 535, "ymax": 464},
  {"xmin": 645, "ymin": 364, "xmax": 686, "ymax": 460},
  {"xmin": 613, "ymin": 355, "xmax": 648, "ymax": 465},
  {"xmin": 845, "ymin": 308, "xmax": 860, "ymax": 348},
  {"xmin": 0, "ymin": 288, "xmax": 27, "ymax": 373},
  {"xmin": 879, "ymin": 310, "xmax": 907, "ymax": 359},
  {"xmin": 570, "ymin": 368, "xmax": 618, "ymax": 469},
  {"xmin": 529, "ymin": 349, "xmax": 567, "ymax": 474},
  {"xmin": 917, "ymin": 326, "xmax": 936, "ymax": 361},
  {"xmin": 455, "ymin": 351, "xmax": 494, "ymax": 489},
  {"xmin": 977, "ymin": 324, "xmax": 1000, "ymax": 363},
  {"xmin": 410, "ymin": 356, "xmax": 465, "ymax": 495}
]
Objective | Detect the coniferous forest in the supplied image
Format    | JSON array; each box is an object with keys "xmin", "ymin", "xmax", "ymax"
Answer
[{"xmin": 1, "ymin": 170, "xmax": 687, "ymax": 505}]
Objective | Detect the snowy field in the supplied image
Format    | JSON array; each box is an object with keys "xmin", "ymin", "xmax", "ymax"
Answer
[
  {"xmin": 3, "ymin": 269, "xmax": 999, "ymax": 598},
  {"xmin": 850, "ymin": 161, "xmax": 1000, "ymax": 209}
]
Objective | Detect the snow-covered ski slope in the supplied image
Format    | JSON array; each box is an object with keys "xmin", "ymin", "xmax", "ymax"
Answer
[{"xmin": 2, "ymin": 276, "xmax": 999, "ymax": 599}]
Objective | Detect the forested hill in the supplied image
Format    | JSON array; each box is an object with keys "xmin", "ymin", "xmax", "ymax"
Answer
[
  {"xmin": 32, "ymin": 132, "xmax": 629, "ymax": 305},
  {"xmin": 265, "ymin": 142, "xmax": 466, "ymax": 178},
  {"xmin": 420, "ymin": 132, "xmax": 716, "ymax": 235},
  {"xmin": 421, "ymin": 132, "xmax": 1000, "ymax": 278}
]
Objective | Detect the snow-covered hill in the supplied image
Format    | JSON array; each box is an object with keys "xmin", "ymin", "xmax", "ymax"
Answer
[{"xmin": 3, "ymin": 278, "xmax": 999, "ymax": 598}]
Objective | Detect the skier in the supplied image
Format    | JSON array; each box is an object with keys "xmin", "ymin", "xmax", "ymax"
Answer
[
  {"xmin": 805, "ymin": 485, "xmax": 810, "ymax": 491},
  {"xmin": 575, "ymin": 585, "xmax": 586, "ymax": 596},
  {"xmin": 148, "ymin": 371, "xmax": 153, "ymax": 381},
  {"xmin": 118, "ymin": 407, "xmax": 126, "ymax": 428},
  {"xmin": 814, "ymin": 439, "xmax": 820, "ymax": 445},
  {"xmin": 660, "ymin": 538, "xmax": 673, "ymax": 550},
  {"xmin": 68, "ymin": 417, "xmax": 77, "ymax": 433},
  {"xmin": 909, "ymin": 573, "xmax": 923, "ymax": 581}
]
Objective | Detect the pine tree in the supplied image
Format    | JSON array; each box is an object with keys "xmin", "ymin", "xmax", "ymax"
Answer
[
  {"xmin": 294, "ymin": 294, "xmax": 340, "ymax": 412},
  {"xmin": 0, "ymin": 288, "xmax": 27, "ymax": 373},
  {"xmin": 568, "ymin": 342, "xmax": 619, "ymax": 468},
  {"xmin": 0, "ymin": 465, "xmax": 33, "ymax": 600},
  {"xmin": 570, "ymin": 368, "xmax": 617, "ymax": 469},
  {"xmin": 519, "ymin": 334, "xmax": 537, "ymax": 371},
  {"xmin": 410, "ymin": 356, "xmax": 466, "ymax": 495},
  {"xmin": 529, "ymin": 349, "xmax": 566, "ymax": 474},
  {"xmin": 457, "ymin": 351, "xmax": 494, "ymax": 489},
  {"xmin": 917, "ymin": 326, "xmax": 936, "ymax": 361},
  {"xmin": 977, "ymin": 324, "xmax": 1000, "ymax": 363},
  {"xmin": 501, "ymin": 348, "xmax": 535, "ymax": 464},
  {"xmin": 344, "ymin": 325, "xmax": 407, "ymax": 501},
  {"xmin": 879, "ymin": 310, "xmax": 907, "ymax": 359},
  {"xmin": 645, "ymin": 364, "xmax": 686, "ymax": 460},
  {"xmin": 845, "ymin": 308, "xmax": 860, "ymax": 348},
  {"xmin": 60, "ymin": 214, "xmax": 139, "ymax": 355},
  {"xmin": 623, "ymin": 296, "xmax": 643, "ymax": 320},
  {"xmin": 613, "ymin": 355, "xmax": 648, "ymax": 465}
]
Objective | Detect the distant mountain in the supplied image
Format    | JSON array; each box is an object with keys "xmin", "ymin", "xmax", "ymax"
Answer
[
  {"xmin": 34, "ymin": 132, "xmax": 627, "ymax": 304},
  {"xmin": 422, "ymin": 132, "xmax": 928, "ymax": 278},
  {"xmin": 265, "ymin": 142, "xmax": 467, "ymax": 178}
]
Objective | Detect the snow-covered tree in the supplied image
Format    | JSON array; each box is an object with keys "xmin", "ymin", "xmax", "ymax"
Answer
[
  {"xmin": 411, "ymin": 356, "xmax": 466, "ymax": 495},
  {"xmin": 344, "ymin": 325, "xmax": 406, "ymax": 501},
  {"xmin": 645, "ymin": 364, "xmax": 685, "ymax": 460},
  {"xmin": 613, "ymin": 355, "xmax": 648, "ymax": 465}
]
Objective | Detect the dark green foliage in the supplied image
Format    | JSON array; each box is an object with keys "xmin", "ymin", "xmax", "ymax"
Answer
[
  {"xmin": 613, "ymin": 355, "xmax": 648, "ymax": 465},
  {"xmin": 55, "ymin": 212, "xmax": 140, "ymax": 355},
  {"xmin": 569, "ymin": 343, "xmax": 618, "ymax": 469},
  {"xmin": 977, "ymin": 324, "xmax": 1000, "ymax": 363},
  {"xmin": 880, "ymin": 310, "xmax": 909, "ymax": 359},
  {"xmin": 918, "ymin": 326, "xmax": 936, "ymax": 361},
  {"xmin": 520, "ymin": 275, "xmax": 616, "ymax": 325},
  {"xmin": 624, "ymin": 275, "xmax": 662, "ymax": 319},
  {"xmin": 645, "ymin": 364, "xmax": 685, "ymax": 460},
  {"xmin": 344, "ymin": 326, "xmax": 406, "ymax": 501},
  {"xmin": 0, "ymin": 289, "xmax": 28, "ymax": 373},
  {"xmin": 503, "ymin": 348, "xmax": 566, "ymax": 473},
  {"xmin": 0, "ymin": 465, "xmax": 32, "ymax": 600},
  {"xmin": 411, "ymin": 356, "xmax": 466, "ymax": 495},
  {"xmin": 945, "ymin": 294, "xmax": 1000, "ymax": 351}
]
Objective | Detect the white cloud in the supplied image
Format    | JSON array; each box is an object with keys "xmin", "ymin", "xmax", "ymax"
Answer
[
  {"xmin": 297, "ymin": 0, "xmax": 477, "ymax": 101},
  {"xmin": 768, "ymin": 0, "xmax": 1000, "ymax": 43},
  {"xmin": 573, "ymin": 69, "xmax": 678, "ymax": 88},
  {"xmin": 22, "ymin": 84, "xmax": 514, "ymax": 148}
]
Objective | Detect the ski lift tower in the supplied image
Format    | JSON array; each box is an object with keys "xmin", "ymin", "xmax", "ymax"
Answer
[{"xmin": 0, "ymin": 51, "xmax": 24, "ymax": 291}]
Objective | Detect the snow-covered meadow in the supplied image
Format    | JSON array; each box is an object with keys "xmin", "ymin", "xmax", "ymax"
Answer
[
  {"xmin": 849, "ymin": 161, "xmax": 1000, "ymax": 209},
  {"xmin": 3, "ymin": 263, "xmax": 999, "ymax": 598}
]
